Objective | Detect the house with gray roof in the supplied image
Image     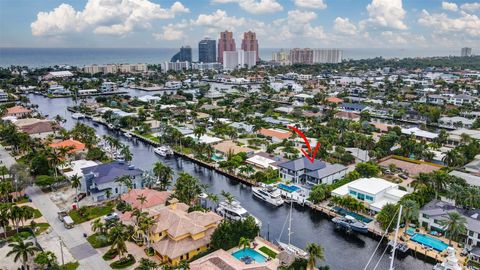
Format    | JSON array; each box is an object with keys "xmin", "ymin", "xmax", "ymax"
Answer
[
  {"xmin": 419, "ymin": 199, "xmax": 480, "ymax": 248},
  {"xmin": 277, "ymin": 157, "xmax": 347, "ymax": 186},
  {"xmin": 81, "ymin": 161, "xmax": 144, "ymax": 202}
]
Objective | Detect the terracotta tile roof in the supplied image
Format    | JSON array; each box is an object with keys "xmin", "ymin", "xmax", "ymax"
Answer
[
  {"xmin": 19, "ymin": 121, "xmax": 54, "ymax": 134},
  {"xmin": 259, "ymin": 128, "xmax": 291, "ymax": 140},
  {"xmin": 152, "ymin": 227, "xmax": 215, "ymax": 259},
  {"xmin": 334, "ymin": 111, "xmax": 360, "ymax": 120},
  {"xmin": 120, "ymin": 188, "xmax": 171, "ymax": 209},
  {"xmin": 4, "ymin": 106, "xmax": 32, "ymax": 116},
  {"xmin": 326, "ymin": 96, "xmax": 344, "ymax": 103},
  {"xmin": 50, "ymin": 139, "xmax": 85, "ymax": 153},
  {"xmin": 191, "ymin": 249, "xmax": 279, "ymax": 270},
  {"xmin": 213, "ymin": 140, "xmax": 254, "ymax": 155}
]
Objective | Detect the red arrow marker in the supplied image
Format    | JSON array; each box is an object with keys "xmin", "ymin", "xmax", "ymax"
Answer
[{"xmin": 288, "ymin": 125, "xmax": 321, "ymax": 163}]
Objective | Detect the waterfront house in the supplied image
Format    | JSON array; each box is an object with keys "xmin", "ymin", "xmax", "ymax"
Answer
[
  {"xmin": 149, "ymin": 199, "xmax": 223, "ymax": 266},
  {"xmin": 339, "ymin": 102, "xmax": 369, "ymax": 113},
  {"xmin": 3, "ymin": 106, "xmax": 31, "ymax": 118},
  {"xmin": 447, "ymin": 128, "xmax": 480, "ymax": 146},
  {"xmin": 14, "ymin": 118, "xmax": 56, "ymax": 139},
  {"xmin": 62, "ymin": 159, "xmax": 98, "ymax": 179},
  {"xmin": 401, "ymin": 127, "xmax": 438, "ymax": 141},
  {"xmin": 331, "ymin": 177, "xmax": 408, "ymax": 213},
  {"xmin": 50, "ymin": 138, "xmax": 86, "ymax": 154},
  {"xmin": 48, "ymin": 85, "xmax": 71, "ymax": 96},
  {"xmin": 246, "ymin": 152, "xmax": 288, "ymax": 170},
  {"xmin": 449, "ymin": 170, "xmax": 480, "ymax": 188},
  {"xmin": 100, "ymin": 82, "xmax": 117, "ymax": 92},
  {"xmin": 278, "ymin": 157, "xmax": 347, "ymax": 186},
  {"xmin": 120, "ymin": 188, "xmax": 171, "ymax": 210},
  {"xmin": 212, "ymin": 140, "xmax": 254, "ymax": 157},
  {"xmin": 81, "ymin": 161, "xmax": 144, "ymax": 202},
  {"xmin": 190, "ymin": 248, "xmax": 279, "ymax": 270},
  {"xmin": 419, "ymin": 199, "xmax": 480, "ymax": 248}
]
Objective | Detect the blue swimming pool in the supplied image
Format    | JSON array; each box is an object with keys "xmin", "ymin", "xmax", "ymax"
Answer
[
  {"xmin": 411, "ymin": 233, "xmax": 449, "ymax": 252},
  {"xmin": 278, "ymin": 184, "xmax": 300, "ymax": 193},
  {"xmin": 232, "ymin": 248, "xmax": 267, "ymax": 263},
  {"xmin": 406, "ymin": 228, "xmax": 416, "ymax": 236}
]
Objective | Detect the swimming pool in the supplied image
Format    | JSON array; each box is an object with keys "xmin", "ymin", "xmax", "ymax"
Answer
[
  {"xmin": 411, "ymin": 233, "xmax": 449, "ymax": 252},
  {"xmin": 406, "ymin": 228, "xmax": 416, "ymax": 236},
  {"xmin": 232, "ymin": 248, "xmax": 267, "ymax": 263},
  {"xmin": 278, "ymin": 184, "xmax": 300, "ymax": 193}
]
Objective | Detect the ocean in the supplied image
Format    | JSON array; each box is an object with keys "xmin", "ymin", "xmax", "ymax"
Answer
[{"xmin": 0, "ymin": 47, "xmax": 462, "ymax": 68}]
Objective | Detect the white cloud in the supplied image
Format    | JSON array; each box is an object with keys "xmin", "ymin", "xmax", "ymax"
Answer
[
  {"xmin": 211, "ymin": 0, "xmax": 283, "ymax": 14},
  {"xmin": 31, "ymin": 0, "xmax": 189, "ymax": 36},
  {"xmin": 381, "ymin": 31, "xmax": 407, "ymax": 45},
  {"xmin": 418, "ymin": 9, "xmax": 480, "ymax": 37},
  {"xmin": 294, "ymin": 0, "xmax": 327, "ymax": 10},
  {"xmin": 381, "ymin": 31, "xmax": 426, "ymax": 46},
  {"xmin": 334, "ymin": 17, "xmax": 357, "ymax": 35},
  {"xmin": 191, "ymin": 9, "xmax": 246, "ymax": 31},
  {"xmin": 461, "ymin": 2, "xmax": 480, "ymax": 12},
  {"xmin": 153, "ymin": 23, "xmax": 187, "ymax": 41},
  {"xmin": 363, "ymin": 0, "xmax": 407, "ymax": 30},
  {"xmin": 442, "ymin": 2, "xmax": 458, "ymax": 12}
]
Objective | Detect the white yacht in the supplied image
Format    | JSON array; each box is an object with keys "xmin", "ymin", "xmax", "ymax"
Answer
[
  {"xmin": 154, "ymin": 145, "xmax": 174, "ymax": 157},
  {"xmin": 252, "ymin": 186, "xmax": 284, "ymax": 206},
  {"xmin": 216, "ymin": 200, "xmax": 262, "ymax": 227},
  {"xmin": 71, "ymin": 113, "xmax": 85, "ymax": 119}
]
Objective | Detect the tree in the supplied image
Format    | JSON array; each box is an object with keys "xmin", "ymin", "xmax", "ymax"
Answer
[
  {"xmin": 376, "ymin": 203, "xmax": 399, "ymax": 232},
  {"xmin": 92, "ymin": 218, "xmax": 107, "ymax": 234},
  {"xmin": 439, "ymin": 212, "xmax": 467, "ymax": 245},
  {"xmin": 35, "ymin": 175, "xmax": 55, "ymax": 191},
  {"xmin": 153, "ymin": 162, "xmax": 173, "ymax": 191},
  {"xmin": 210, "ymin": 217, "xmax": 260, "ymax": 251},
  {"xmin": 400, "ymin": 199, "xmax": 419, "ymax": 232},
  {"xmin": 109, "ymin": 224, "xmax": 128, "ymax": 259},
  {"xmin": 173, "ymin": 172, "xmax": 206, "ymax": 205},
  {"xmin": 34, "ymin": 251, "xmax": 58, "ymax": 269},
  {"xmin": 71, "ymin": 174, "xmax": 82, "ymax": 207},
  {"xmin": 306, "ymin": 243, "xmax": 325, "ymax": 270},
  {"xmin": 442, "ymin": 149, "xmax": 465, "ymax": 168},
  {"xmin": 0, "ymin": 203, "xmax": 11, "ymax": 238},
  {"xmin": 138, "ymin": 216, "xmax": 155, "ymax": 250},
  {"xmin": 135, "ymin": 258, "xmax": 159, "ymax": 270},
  {"xmin": 137, "ymin": 194, "xmax": 147, "ymax": 210},
  {"xmin": 355, "ymin": 162, "xmax": 380, "ymax": 178},
  {"xmin": 238, "ymin": 237, "xmax": 250, "ymax": 251},
  {"xmin": 121, "ymin": 146, "xmax": 133, "ymax": 164},
  {"xmin": 7, "ymin": 239, "xmax": 40, "ymax": 270},
  {"xmin": 221, "ymin": 190, "xmax": 235, "ymax": 205},
  {"xmin": 308, "ymin": 184, "xmax": 329, "ymax": 204},
  {"xmin": 114, "ymin": 175, "xmax": 133, "ymax": 196},
  {"xmin": 193, "ymin": 125, "xmax": 207, "ymax": 141},
  {"xmin": 0, "ymin": 165, "xmax": 9, "ymax": 180}
]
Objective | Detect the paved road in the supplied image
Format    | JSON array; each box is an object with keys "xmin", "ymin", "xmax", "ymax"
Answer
[{"xmin": 26, "ymin": 186, "xmax": 112, "ymax": 270}]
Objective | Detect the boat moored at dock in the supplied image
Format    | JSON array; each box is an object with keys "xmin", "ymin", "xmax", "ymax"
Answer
[
  {"xmin": 332, "ymin": 215, "xmax": 369, "ymax": 234},
  {"xmin": 252, "ymin": 186, "xmax": 284, "ymax": 206}
]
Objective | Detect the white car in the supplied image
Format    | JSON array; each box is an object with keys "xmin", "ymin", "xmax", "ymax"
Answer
[{"xmin": 102, "ymin": 212, "xmax": 119, "ymax": 222}]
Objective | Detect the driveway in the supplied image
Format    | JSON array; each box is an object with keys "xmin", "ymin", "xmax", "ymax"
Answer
[{"xmin": 26, "ymin": 186, "xmax": 112, "ymax": 270}]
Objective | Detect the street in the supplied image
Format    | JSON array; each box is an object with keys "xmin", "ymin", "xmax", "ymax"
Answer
[{"xmin": 26, "ymin": 186, "xmax": 112, "ymax": 270}]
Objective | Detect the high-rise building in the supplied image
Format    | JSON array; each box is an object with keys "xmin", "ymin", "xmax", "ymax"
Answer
[
  {"xmin": 288, "ymin": 48, "xmax": 342, "ymax": 64},
  {"xmin": 218, "ymin": 30, "xmax": 236, "ymax": 63},
  {"xmin": 272, "ymin": 50, "xmax": 290, "ymax": 65},
  {"xmin": 171, "ymin": 46, "xmax": 192, "ymax": 62},
  {"xmin": 222, "ymin": 50, "xmax": 256, "ymax": 70},
  {"xmin": 461, "ymin": 47, "xmax": 472, "ymax": 57},
  {"xmin": 241, "ymin": 31, "xmax": 259, "ymax": 62},
  {"xmin": 161, "ymin": 61, "xmax": 190, "ymax": 73},
  {"xmin": 198, "ymin": 38, "xmax": 216, "ymax": 63}
]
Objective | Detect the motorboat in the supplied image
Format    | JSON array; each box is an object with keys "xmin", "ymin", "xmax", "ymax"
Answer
[
  {"xmin": 332, "ymin": 215, "xmax": 369, "ymax": 234},
  {"xmin": 216, "ymin": 200, "xmax": 262, "ymax": 227},
  {"xmin": 277, "ymin": 202, "xmax": 308, "ymax": 258},
  {"xmin": 154, "ymin": 145, "xmax": 174, "ymax": 157},
  {"xmin": 71, "ymin": 113, "xmax": 85, "ymax": 119},
  {"xmin": 388, "ymin": 240, "xmax": 409, "ymax": 253},
  {"xmin": 124, "ymin": 132, "xmax": 133, "ymax": 139},
  {"xmin": 433, "ymin": 247, "xmax": 461, "ymax": 270},
  {"xmin": 107, "ymin": 123, "xmax": 115, "ymax": 129},
  {"xmin": 252, "ymin": 186, "xmax": 284, "ymax": 206}
]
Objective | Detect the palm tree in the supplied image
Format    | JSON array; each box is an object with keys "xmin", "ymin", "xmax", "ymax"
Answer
[
  {"xmin": 221, "ymin": 190, "xmax": 235, "ymax": 205},
  {"xmin": 137, "ymin": 194, "xmax": 147, "ymax": 210},
  {"xmin": 121, "ymin": 146, "xmax": 133, "ymax": 164},
  {"xmin": 109, "ymin": 224, "xmax": 128, "ymax": 259},
  {"xmin": 71, "ymin": 174, "xmax": 82, "ymax": 207},
  {"xmin": 0, "ymin": 203, "xmax": 11, "ymax": 238},
  {"xmin": 138, "ymin": 216, "xmax": 155, "ymax": 250},
  {"xmin": 193, "ymin": 125, "xmax": 206, "ymax": 141},
  {"xmin": 136, "ymin": 258, "xmax": 159, "ymax": 270},
  {"xmin": 153, "ymin": 162, "xmax": 173, "ymax": 191},
  {"xmin": 442, "ymin": 149, "xmax": 465, "ymax": 168},
  {"xmin": 0, "ymin": 165, "xmax": 9, "ymax": 180},
  {"xmin": 114, "ymin": 175, "xmax": 133, "ymax": 196},
  {"xmin": 7, "ymin": 239, "xmax": 40, "ymax": 270},
  {"xmin": 439, "ymin": 212, "xmax": 467, "ymax": 245},
  {"xmin": 401, "ymin": 199, "xmax": 419, "ymax": 232},
  {"xmin": 105, "ymin": 189, "xmax": 112, "ymax": 200},
  {"xmin": 206, "ymin": 193, "xmax": 219, "ymax": 210},
  {"xmin": 238, "ymin": 237, "xmax": 250, "ymax": 251},
  {"xmin": 173, "ymin": 172, "xmax": 206, "ymax": 205},
  {"xmin": 91, "ymin": 218, "xmax": 106, "ymax": 234},
  {"xmin": 306, "ymin": 242, "xmax": 325, "ymax": 270}
]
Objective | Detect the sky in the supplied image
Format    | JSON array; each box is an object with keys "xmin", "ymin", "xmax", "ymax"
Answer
[{"xmin": 0, "ymin": 0, "xmax": 479, "ymax": 49}]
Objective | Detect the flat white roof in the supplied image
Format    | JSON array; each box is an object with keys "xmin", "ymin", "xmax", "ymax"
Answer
[
  {"xmin": 63, "ymin": 160, "xmax": 98, "ymax": 178},
  {"xmin": 246, "ymin": 155, "xmax": 276, "ymax": 169},
  {"xmin": 186, "ymin": 134, "xmax": 223, "ymax": 144},
  {"xmin": 347, "ymin": 177, "xmax": 397, "ymax": 195},
  {"xmin": 331, "ymin": 184, "xmax": 349, "ymax": 197},
  {"xmin": 385, "ymin": 188, "xmax": 408, "ymax": 199},
  {"xmin": 401, "ymin": 127, "xmax": 438, "ymax": 139},
  {"xmin": 370, "ymin": 199, "xmax": 397, "ymax": 212}
]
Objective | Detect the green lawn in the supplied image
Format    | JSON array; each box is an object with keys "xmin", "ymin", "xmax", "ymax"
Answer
[
  {"xmin": 87, "ymin": 233, "xmax": 112, "ymax": 248},
  {"xmin": 62, "ymin": 261, "xmax": 79, "ymax": 270},
  {"xmin": 35, "ymin": 223, "xmax": 50, "ymax": 235},
  {"xmin": 259, "ymin": 246, "xmax": 277, "ymax": 259},
  {"xmin": 69, "ymin": 202, "xmax": 115, "ymax": 224},
  {"xmin": 33, "ymin": 209, "xmax": 42, "ymax": 218},
  {"xmin": 262, "ymin": 179, "xmax": 278, "ymax": 185}
]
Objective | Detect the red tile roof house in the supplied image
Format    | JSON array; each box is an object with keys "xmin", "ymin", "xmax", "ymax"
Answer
[
  {"xmin": 4, "ymin": 106, "xmax": 32, "ymax": 118},
  {"xmin": 258, "ymin": 128, "xmax": 292, "ymax": 143},
  {"xmin": 121, "ymin": 188, "xmax": 171, "ymax": 210},
  {"xmin": 50, "ymin": 139, "xmax": 86, "ymax": 154}
]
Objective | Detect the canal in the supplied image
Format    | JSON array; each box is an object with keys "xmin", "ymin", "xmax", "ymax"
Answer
[{"xmin": 27, "ymin": 92, "xmax": 432, "ymax": 270}]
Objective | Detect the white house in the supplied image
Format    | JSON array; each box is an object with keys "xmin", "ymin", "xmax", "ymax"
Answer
[{"xmin": 331, "ymin": 177, "xmax": 408, "ymax": 213}]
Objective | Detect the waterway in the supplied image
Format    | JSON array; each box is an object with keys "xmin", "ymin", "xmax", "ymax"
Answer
[{"xmin": 27, "ymin": 91, "xmax": 433, "ymax": 270}]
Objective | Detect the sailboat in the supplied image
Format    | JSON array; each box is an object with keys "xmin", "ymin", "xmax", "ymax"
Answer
[{"xmin": 277, "ymin": 202, "xmax": 308, "ymax": 258}]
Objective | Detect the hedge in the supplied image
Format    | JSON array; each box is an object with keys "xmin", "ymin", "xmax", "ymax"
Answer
[{"xmin": 110, "ymin": 254, "xmax": 136, "ymax": 269}]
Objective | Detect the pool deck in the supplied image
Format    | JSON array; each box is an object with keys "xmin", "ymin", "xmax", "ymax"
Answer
[
  {"xmin": 388, "ymin": 227, "xmax": 468, "ymax": 267},
  {"xmin": 228, "ymin": 237, "xmax": 281, "ymax": 264}
]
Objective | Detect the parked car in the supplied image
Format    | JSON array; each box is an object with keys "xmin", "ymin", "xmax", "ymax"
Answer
[
  {"xmin": 399, "ymin": 174, "xmax": 408, "ymax": 180},
  {"xmin": 102, "ymin": 212, "xmax": 119, "ymax": 222},
  {"xmin": 57, "ymin": 209, "xmax": 68, "ymax": 222}
]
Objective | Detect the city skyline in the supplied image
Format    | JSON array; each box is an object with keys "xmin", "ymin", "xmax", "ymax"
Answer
[{"xmin": 0, "ymin": 0, "xmax": 479, "ymax": 50}]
